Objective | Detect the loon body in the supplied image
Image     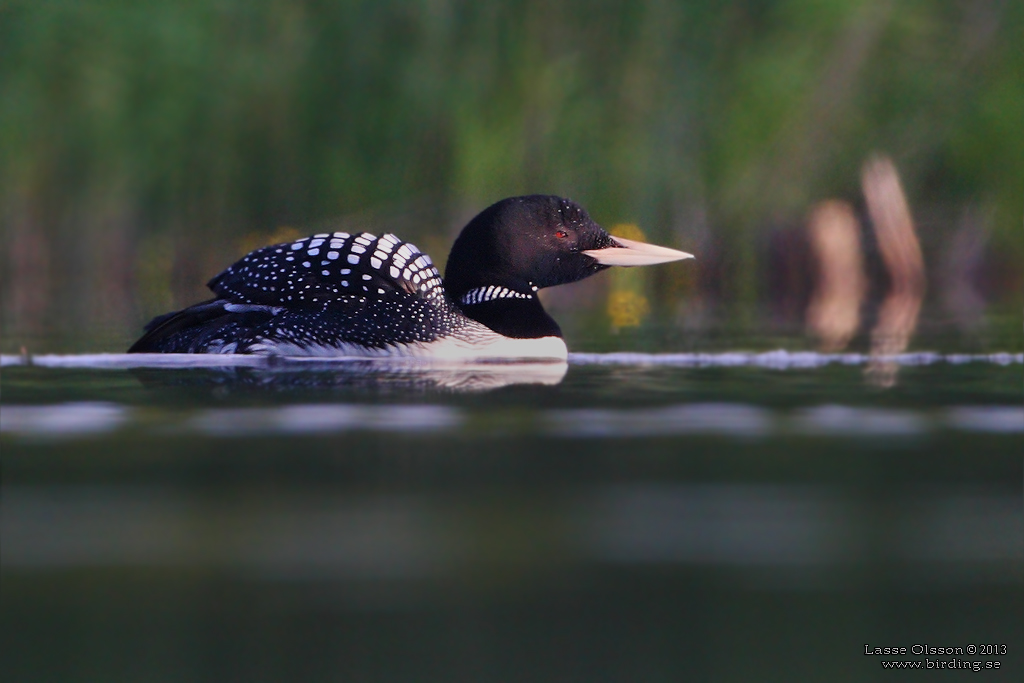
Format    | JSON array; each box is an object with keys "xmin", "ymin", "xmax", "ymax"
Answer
[{"xmin": 129, "ymin": 195, "xmax": 692, "ymax": 360}]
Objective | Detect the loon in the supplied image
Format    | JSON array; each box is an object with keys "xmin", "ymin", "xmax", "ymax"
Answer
[{"xmin": 128, "ymin": 195, "xmax": 693, "ymax": 360}]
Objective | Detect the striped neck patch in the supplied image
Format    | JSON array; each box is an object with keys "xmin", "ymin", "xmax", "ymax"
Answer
[{"xmin": 459, "ymin": 285, "xmax": 533, "ymax": 306}]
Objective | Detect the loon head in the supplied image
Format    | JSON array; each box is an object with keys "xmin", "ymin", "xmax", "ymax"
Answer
[{"xmin": 444, "ymin": 194, "xmax": 693, "ymax": 302}]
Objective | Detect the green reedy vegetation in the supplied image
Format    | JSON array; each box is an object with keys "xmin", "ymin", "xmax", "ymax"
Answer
[{"xmin": 1, "ymin": 0, "xmax": 1020, "ymax": 346}]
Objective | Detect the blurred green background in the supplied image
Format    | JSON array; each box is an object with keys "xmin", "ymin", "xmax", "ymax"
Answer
[{"xmin": 1, "ymin": 0, "xmax": 1021, "ymax": 350}]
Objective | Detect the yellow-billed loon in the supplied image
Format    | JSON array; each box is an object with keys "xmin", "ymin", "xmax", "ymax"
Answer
[{"xmin": 128, "ymin": 195, "xmax": 693, "ymax": 360}]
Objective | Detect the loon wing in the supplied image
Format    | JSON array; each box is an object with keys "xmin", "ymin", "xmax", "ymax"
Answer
[
  {"xmin": 130, "ymin": 232, "xmax": 473, "ymax": 354},
  {"xmin": 128, "ymin": 300, "xmax": 279, "ymax": 353},
  {"xmin": 208, "ymin": 232, "xmax": 446, "ymax": 306}
]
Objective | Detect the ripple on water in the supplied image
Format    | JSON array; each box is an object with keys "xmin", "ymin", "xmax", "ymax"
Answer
[
  {"xmin": 1, "ymin": 350, "xmax": 1021, "ymax": 370},
  {"xmin": 2, "ymin": 402, "xmax": 1021, "ymax": 439}
]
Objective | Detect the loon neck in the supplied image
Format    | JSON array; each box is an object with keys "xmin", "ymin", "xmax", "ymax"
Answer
[{"xmin": 452, "ymin": 286, "xmax": 562, "ymax": 339}]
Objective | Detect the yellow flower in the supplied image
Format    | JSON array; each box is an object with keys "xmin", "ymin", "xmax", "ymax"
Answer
[
  {"xmin": 605, "ymin": 224, "xmax": 651, "ymax": 330},
  {"xmin": 608, "ymin": 289, "xmax": 650, "ymax": 330}
]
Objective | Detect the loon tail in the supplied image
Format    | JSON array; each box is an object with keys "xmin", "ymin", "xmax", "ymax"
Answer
[{"xmin": 127, "ymin": 300, "xmax": 275, "ymax": 353}]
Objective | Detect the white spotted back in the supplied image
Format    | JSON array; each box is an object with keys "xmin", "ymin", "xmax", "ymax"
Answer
[{"xmin": 209, "ymin": 232, "xmax": 446, "ymax": 306}]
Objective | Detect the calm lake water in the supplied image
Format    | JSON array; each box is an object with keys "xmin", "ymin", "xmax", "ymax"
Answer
[{"xmin": 2, "ymin": 347, "xmax": 1021, "ymax": 681}]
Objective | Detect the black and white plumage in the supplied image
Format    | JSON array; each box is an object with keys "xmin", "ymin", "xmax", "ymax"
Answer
[{"xmin": 129, "ymin": 195, "xmax": 693, "ymax": 360}]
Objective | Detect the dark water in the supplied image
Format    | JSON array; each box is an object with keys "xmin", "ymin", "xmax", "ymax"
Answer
[{"xmin": 2, "ymin": 351, "xmax": 1021, "ymax": 682}]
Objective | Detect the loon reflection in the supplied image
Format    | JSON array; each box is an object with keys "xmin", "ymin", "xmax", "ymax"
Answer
[{"xmin": 131, "ymin": 358, "xmax": 568, "ymax": 393}]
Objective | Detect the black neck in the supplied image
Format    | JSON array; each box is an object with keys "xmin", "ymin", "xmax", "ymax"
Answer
[{"xmin": 454, "ymin": 296, "xmax": 562, "ymax": 339}]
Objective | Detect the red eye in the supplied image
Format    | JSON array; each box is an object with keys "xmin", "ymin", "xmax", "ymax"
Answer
[{"xmin": 555, "ymin": 230, "xmax": 568, "ymax": 239}]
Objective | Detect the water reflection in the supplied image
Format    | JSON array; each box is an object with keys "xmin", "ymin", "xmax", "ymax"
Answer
[
  {"xmin": 805, "ymin": 200, "xmax": 866, "ymax": 352},
  {"xmin": 3, "ymin": 484, "xmax": 1019, "ymax": 585},
  {"xmin": 18, "ymin": 349, "xmax": 1021, "ymax": 370},
  {"xmin": 579, "ymin": 485, "xmax": 849, "ymax": 567},
  {"xmin": 134, "ymin": 360, "xmax": 568, "ymax": 394},
  {"xmin": 189, "ymin": 405, "xmax": 463, "ymax": 437},
  {"xmin": 802, "ymin": 155, "xmax": 928, "ymax": 388},
  {"xmin": 0, "ymin": 354, "xmax": 568, "ymax": 392},
  {"xmin": 0, "ymin": 402, "xmax": 129, "ymax": 438},
  {"xmin": 3, "ymin": 402, "xmax": 1021, "ymax": 439},
  {"xmin": 862, "ymin": 155, "xmax": 926, "ymax": 387},
  {"xmin": 547, "ymin": 404, "xmax": 773, "ymax": 438}
]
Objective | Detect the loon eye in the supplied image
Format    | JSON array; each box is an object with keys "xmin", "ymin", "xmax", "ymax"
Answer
[{"xmin": 555, "ymin": 230, "xmax": 568, "ymax": 239}]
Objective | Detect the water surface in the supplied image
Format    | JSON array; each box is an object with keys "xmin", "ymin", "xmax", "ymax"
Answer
[{"xmin": 2, "ymin": 351, "xmax": 1021, "ymax": 681}]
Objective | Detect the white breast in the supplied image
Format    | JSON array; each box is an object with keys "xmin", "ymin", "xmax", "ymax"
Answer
[
  {"xmin": 244, "ymin": 324, "xmax": 568, "ymax": 361},
  {"xmin": 415, "ymin": 333, "xmax": 568, "ymax": 361}
]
